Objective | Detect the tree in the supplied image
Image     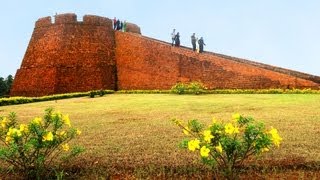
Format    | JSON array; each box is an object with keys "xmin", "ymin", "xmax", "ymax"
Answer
[
  {"xmin": 0, "ymin": 77, "xmax": 7, "ymax": 96},
  {"xmin": 5, "ymin": 75, "xmax": 13, "ymax": 95},
  {"xmin": 0, "ymin": 75, "xmax": 14, "ymax": 97}
]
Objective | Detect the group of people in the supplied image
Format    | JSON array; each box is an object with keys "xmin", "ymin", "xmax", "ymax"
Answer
[
  {"xmin": 171, "ymin": 29, "xmax": 180, "ymax": 47},
  {"xmin": 113, "ymin": 17, "xmax": 127, "ymax": 32},
  {"xmin": 171, "ymin": 29, "xmax": 206, "ymax": 53}
]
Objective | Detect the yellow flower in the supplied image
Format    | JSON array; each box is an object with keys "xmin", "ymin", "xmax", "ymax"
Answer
[
  {"xmin": 188, "ymin": 139, "xmax": 200, "ymax": 151},
  {"xmin": 76, "ymin": 129, "xmax": 81, "ymax": 135},
  {"xmin": 215, "ymin": 142, "xmax": 223, "ymax": 153},
  {"xmin": 203, "ymin": 130, "xmax": 214, "ymax": 142},
  {"xmin": 63, "ymin": 114, "xmax": 71, "ymax": 127},
  {"xmin": 269, "ymin": 127, "xmax": 282, "ymax": 147},
  {"xmin": 19, "ymin": 124, "xmax": 29, "ymax": 134},
  {"xmin": 224, "ymin": 123, "xmax": 239, "ymax": 135},
  {"xmin": 1, "ymin": 117, "xmax": 8, "ymax": 128},
  {"xmin": 232, "ymin": 113, "xmax": 241, "ymax": 122},
  {"xmin": 16, "ymin": 129, "xmax": 22, "ymax": 137},
  {"xmin": 225, "ymin": 123, "xmax": 233, "ymax": 134},
  {"xmin": 32, "ymin": 117, "xmax": 42, "ymax": 125},
  {"xmin": 262, "ymin": 147, "xmax": 269, "ymax": 152},
  {"xmin": 54, "ymin": 111, "xmax": 62, "ymax": 119},
  {"xmin": 200, "ymin": 146, "xmax": 210, "ymax": 157},
  {"xmin": 61, "ymin": 144, "xmax": 70, "ymax": 151},
  {"xmin": 183, "ymin": 127, "xmax": 190, "ymax": 135},
  {"xmin": 43, "ymin": 131, "xmax": 54, "ymax": 141},
  {"xmin": 58, "ymin": 131, "xmax": 66, "ymax": 137},
  {"xmin": 233, "ymin": 126, "xmax": 239, "ymax": 134},
  {"xmin": 5, "ymin": 136, "xmax": 13, "ymax": 144},
  {"xmin": 7, "ymin": 128, "xmax": 22, "ymax": 137},
  {"xmin": 6, "ymin": 128, "xmax": 13, "ymax": 136}
]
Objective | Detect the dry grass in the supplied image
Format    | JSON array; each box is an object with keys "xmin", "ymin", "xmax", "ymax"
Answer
[{"xmin": 0, "ymin": 94, "xmax": 319, "ymax": 179}]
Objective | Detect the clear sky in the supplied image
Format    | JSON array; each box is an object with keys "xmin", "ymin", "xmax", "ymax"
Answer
[{"xmin": 1, "ymin": 1, "xmax": 320, "ymax": 78}]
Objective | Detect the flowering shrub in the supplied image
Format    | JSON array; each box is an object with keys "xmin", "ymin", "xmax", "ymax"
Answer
[
  {"xmin": 188, "ymin": 82, "xmax": 207, "ymax": 95},
  {"xmin": 171, "ymin": 81, "xmax": 207, "ymax": 95},
  {"xmin": 173, "ymin": 114, "xmax": 282, "ymax": 179},
  {"xmin": 171, "ymin": 82, "xmax": 188, "ymax": 94},
  {"xmin": 0, "ymin": 108, "xmax": 84, "ymax": 179}
]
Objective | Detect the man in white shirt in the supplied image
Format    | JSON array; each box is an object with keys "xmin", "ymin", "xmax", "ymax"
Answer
[{"xmin": 171, "ymin": 29, "xmax": 176, "ymax": 46}]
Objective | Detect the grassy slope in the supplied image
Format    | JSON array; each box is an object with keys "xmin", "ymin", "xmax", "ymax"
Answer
[{"xmin": 1, "ymin": 94, "xmax": 319, "ymax": 178}]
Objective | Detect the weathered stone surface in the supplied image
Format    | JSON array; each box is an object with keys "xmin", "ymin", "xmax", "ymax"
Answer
[
  {"xmin": 11, "ymin": 13, "xmax": 116, "ymax": 96},
  {"xmin": 10, "ymin": 13, "xmax": 320, "ymax": 97},
  {"xmin": 54, "ymin": 13, "xmax": 77, "ymax": 24},
  {"xmin": 115, "ymin": 32, "xmax": 320, "ymax": 90},
  {"xmin": 126, "ymin": 23, "xmax": 141, "ymax": 34},
  {"xmin": 35, "ymin": 16, "xmax": 52, "ymax": 28}
]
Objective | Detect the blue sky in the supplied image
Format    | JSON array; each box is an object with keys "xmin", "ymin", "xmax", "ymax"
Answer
[{"xmin": 1, "ymin": 1, "xmax": 320, "ymax": 77}]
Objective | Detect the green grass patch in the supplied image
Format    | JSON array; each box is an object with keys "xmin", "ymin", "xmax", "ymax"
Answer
[
  {"xmin": 2, "ymin": 89, "xmax": 320, "ymax": 106},
  {"xmin": 0, "ymin": 94, "xmax": 319, "ymax": 178}
]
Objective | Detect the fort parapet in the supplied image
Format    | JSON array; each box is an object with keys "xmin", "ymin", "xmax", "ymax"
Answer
[{"xmin": 11, "ymin": 13, "xmax": 320, "ymax": 96}]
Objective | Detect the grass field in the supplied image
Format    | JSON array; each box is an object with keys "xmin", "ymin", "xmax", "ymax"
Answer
[{"xmin": 0, "ymin": 94, "xmax": 320, "ymax": 179}]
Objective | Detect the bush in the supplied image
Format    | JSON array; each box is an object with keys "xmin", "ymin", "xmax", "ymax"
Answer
[
  {"xmin": 171, "ymin": 82, "xmax": 188, "ymax": 95},
  {"xmin": 89, "ymin": 91, "xmax": 96, "ymax": 98},
  {"xmin": 89, "ymin": 90, "xmax": 113, "ymax": 98},
  {"xmin": 0, "ymin": 90, "xmax": 115, "ymax": 106},
  {"xmin": 116, "ymin": 90, "xmax": 171, "ymax": 94},
  {"xmin": 188, "ymin": 82, "xmax": 207, "ymax": 95},
  {"xmin": 171, "ymin": 81, "xmax": 207, "ymax": 95},
  {"xmin": 172, "ymin": 114, "xmax": 282, "ymax": 179},
  {"xmin": 0, "ymin": 108, "xmax": 84, "ymax": 179}
]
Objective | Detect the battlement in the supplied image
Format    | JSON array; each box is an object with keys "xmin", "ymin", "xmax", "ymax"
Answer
[
  {"xmin": 35, "ymin": 13, "xmax": 112, "ymax": 28},
  {"xmin": 55, "ymin": 13, "xmax": 77, "ymax": 24},
  {"xmin": 83, "ymin": 15, "xmax": 111, "ymax": 26},
  {"xmin": 126, "ymin": 22, "xmax": 141, "ymax": 34},
  {"xmin": 35, "ymin": 16, "xmax": 52, "ymax": 28},
  {"xmin": 34, "ymin": 13, "xmax": 140, "ymax": 34}
]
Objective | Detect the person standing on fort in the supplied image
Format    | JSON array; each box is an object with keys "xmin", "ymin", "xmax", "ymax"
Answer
[
  {"xmin": 123, "ymin": 20, "xmax": 127, "ymax": 32},
  {"xmin": 171, "ymin": 29, "xmax": 176, "ymax": 46},
  {"xmin": 175, "ymin": 32, "xmax": 180, "ymax": 47},
  {"xmin": 113, "ymin": 17, "xmax": 117, "ymax": 30},
  {"xmin": 116, "ymin": 19, "xmax": 121, "ymax": 30},
  {"xmin": 191, "ymin": 33, "xmax": 197, "ymax": 51},
  {"xmin": 198, "ymin": 37, "xmax": 206, "ymax": 53},
  {"xmin": 120, "ymin": 21, "xmax": 123, "ymax": 31}
]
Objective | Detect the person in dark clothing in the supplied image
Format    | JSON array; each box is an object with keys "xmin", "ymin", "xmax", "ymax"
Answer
[
  {"xmin": 175, "ymin": 32, "xmax": 180, "ymax": 47},
  {"xmin": 116, "ymin": 19, "xmax": 121, "ymax": 30},
  {"xmin": 198, "ymin": 37, "xmax": 206, "ymax": 53},
  {"xmin": 191, "ymin": 33, "xmax": 197, "ymax": 51},
  {"xmin": 119, "ymin": 21, "xmax": 123, "ymax": 30}
]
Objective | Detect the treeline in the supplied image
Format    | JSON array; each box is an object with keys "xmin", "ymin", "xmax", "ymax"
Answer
[{"xmin": 0, "ymin": 75, "xmax": 13, "ymax": 97}]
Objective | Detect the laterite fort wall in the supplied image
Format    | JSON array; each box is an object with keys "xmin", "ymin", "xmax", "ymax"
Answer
[
  {"xmin": 11, "ymin": 13, "xmax": 320, "ymax": 97},
  {"xmin": 11, "ymin": 14, "xmax": 117, "ymax": 96},
  {"xmin": 115, "ymin": 32, "xmax": 319, "ymax": 90}
]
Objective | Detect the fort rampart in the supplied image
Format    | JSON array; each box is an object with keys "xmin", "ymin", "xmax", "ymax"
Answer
[{"xmin": 10, "ymin": 13, "xmax": 320, "ymax": 96}]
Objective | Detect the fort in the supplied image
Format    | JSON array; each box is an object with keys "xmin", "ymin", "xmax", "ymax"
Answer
[{"xmin": 10, "ymin": 13, "xmax": 320, "ymax": 97}]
